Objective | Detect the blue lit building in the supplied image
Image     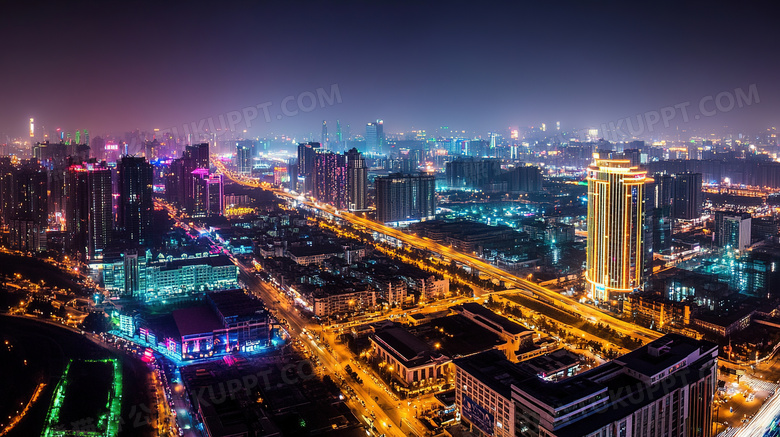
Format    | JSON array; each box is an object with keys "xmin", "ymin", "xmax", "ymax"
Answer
[{"xmin": 95, "ymin": 249, "xmax": 239, "ymax": 301}]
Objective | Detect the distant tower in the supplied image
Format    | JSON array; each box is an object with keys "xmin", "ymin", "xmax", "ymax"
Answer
[
  {"xmin": 336, "ymin": 120, "xmax": 343, "ymax": 142},
  {"xmin": 29, "ymin": 118, "xmax": 34, "ymax": 144},
  {"xmin": 585, "ymin": 158, "xmax": 651, "ymax": 302},
  {"xmin": 75, "ymin": 130, "xmax": 81, "ymax": 145},
  {"xmin": 366, "ymin": 120, "xmax": 384, "ymax": 154},
  {"xmin": 321, "ymin": 120, "xmax": 328, "ymax": 147},
  {"xmin": 346, "ymin": 148, "xmax": 367, "ymax": 211}
]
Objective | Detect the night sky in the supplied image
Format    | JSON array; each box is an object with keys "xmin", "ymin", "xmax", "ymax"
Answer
[{"xmin": 2, "ymin": 0, "xmax": 778, "ymax": 141}]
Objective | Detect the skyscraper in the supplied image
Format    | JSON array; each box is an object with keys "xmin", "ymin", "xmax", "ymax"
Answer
[
  {"xmin": 346, "ymin": 148, "xmax": 368, "ymax": 211},
  {"xmin": 117, "ymin": 155, "xmax": 154, "ymax": 246},
  {"xmin": 321, "ymin": 120, "xmax": 328, "ymax": 147},
  {"xmin": 8, "ymin": 159, "xmax": 48, "ymax": 252},
  {"xmin": 191, "ymin": 169, "xmax": 224, "ymax": 217},
  {"xmin": 366, "ymin": 120, "xmax": 384, "ymax": 154},
  {"xmin": 585, "ymin": 158, "xmax": 650, "ymax": 302},
  {"xmin": 673, "ymin": 172, "xmax": 702, "ymax": 220},
  {"xmin": 297, "ymin": 142, "xmax": 320, "ymax": 193},
  {"xmin": 375, "ymin": 173, "xmax": 436, "ymax": 224},
  {"xmin": 445, "ymin": 157, "xmax": 502, "ymax": 190},
  {"xmin": 236, "ymin": 140, "xmax": 253, "ymax": 175},
  {"xmin": 167, "ymin": 143, "xmax": 209, "ymax": 213},
  {"xmin": 66, "ymin": 163, "xmax": 113, "ymax": 259},
  {"xmin": 312, "ymin": 150, "xmax": 348, "ymax": 209}
]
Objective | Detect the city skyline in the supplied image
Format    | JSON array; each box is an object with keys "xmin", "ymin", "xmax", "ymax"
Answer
[{"xmin": 2, "ymin": 1, "xmax": 780, "ymax": 141}]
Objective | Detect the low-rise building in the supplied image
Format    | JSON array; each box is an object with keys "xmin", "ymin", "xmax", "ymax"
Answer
[
  {"xmin": 369, "ymin": 325, "xmax": 451, "ymax": 389},
  {"xmin": 452, "ymin": 302, "xmax": 534, "ymax": 361}
]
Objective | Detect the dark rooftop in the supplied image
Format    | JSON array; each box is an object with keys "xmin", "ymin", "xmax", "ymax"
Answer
[
  {"xmin": 173, "ymin": 305, "xmax": 224, "ymax": 337},
  {"xmin": 615, "ymin": 333, "xmax": 717, "ymax": 378}
]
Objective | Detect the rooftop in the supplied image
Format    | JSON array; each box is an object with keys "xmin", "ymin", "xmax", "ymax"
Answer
[
  {"xmin": 453, "ymin": 302, "xmax": 531, "ymax": 335},
  {"xmin": 173, "ymin": 305, "xmax": 224, "ymax": 337}
]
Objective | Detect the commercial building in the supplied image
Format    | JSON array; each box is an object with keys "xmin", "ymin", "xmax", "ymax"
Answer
[
  {"xmin": 585, "ymin": 159, "xmax": 651, "ymax": 302},
  {"xmin": 172, "ymin": 290, "xmax": 271, "ymax": 360},
  {"xmin": 672, "ymin": 172, "xmax": 702, "ymax": 220},
  {"xmin": 452, "ymin": 302, "xmax": 534, "ymax": 362},
  {"xmin": 375, "ymin": 172, "xmax": 436, "ymax": 224},
  {"xmin": 369, "ymin": 325, "xmax": 451, "ymax": 387},
  {"xmin": 235, "ymin": 140, "xmax": 254, "ymax": 174},
  {"xmin": 366, "ymin": 120, "xmax": 384, "ymax": 154},
  {"xmin": 97, "ymin": 250, "xmax": 239, "ymax": 301},
  {"xmin": 455, "ymin": 334, "xmax": 717, "ymax": 437},
  {"xmin": 65, "ymin": 162, "xmax": 113, "ymax": 259},
  {"xmin": 117, "ymin": 155, "xmax": 154, "ymax": 246}
]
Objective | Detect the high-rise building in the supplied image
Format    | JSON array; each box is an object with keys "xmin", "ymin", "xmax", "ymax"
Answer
[
  {"xmin": 191, "ymin": 169, "xmax": 223, "ymax": 217},
  {"xmin": 297, "ymin": 142, "xmax": 321, "ymax": 193},
  {"xmin": 673, "ymin": 172, "xmax": 702, "ymax": 220},
  {"xmin": 647, "ymin": 173, "xmax": 674, "ymax": 255},
  {"xmin": 312, "ymin": 150, "xmax": 348, "ymax": 209},
  {"xmin": 235, "ymin": 140, "xmax": 254, "ymax": 174},
  {"xmin": 8, "ymin": 159, "xmax": 48, "ymax": 252},
  {"xmin": 321, "ymin": 120, "xmax": 328, "ymax": 147},
  {"xmin": 456, "ymin": 334, "xmax": 717, "ymax": 437},
  {"xmin": 117, "ymin": 156, "xmax": 154, "ymax": 246},
  {"xmin": 445, "ymin": 157, "xmax": 502, "ymax": 190},
  {"xmin": 66, "ymin": 163, "xmax": 113, "ymax": 259},
  {"xmin": 167, "ymin": 143, "xmax": 209, "ymax": 213},
  {"xmin": 506, "ymin": 165, "xmax": 543, "ymax": 193},
  {"xmin": 366, "ymin": 120, "xmax": 384, "ymax": 154},
  {"xmin": 375, "ymin": 173, "xmax": 436, "ymax": 224},
  {"xmin": 715, "ymin": 212, "xmax": 751, "ymax": 251},
  {"xmin": 346, "ymin": 148, "xmax": 368, "ymax": 211},
  {"xmin": 586, "ymin": 159, "xmax": 650, "ymax": 302}
]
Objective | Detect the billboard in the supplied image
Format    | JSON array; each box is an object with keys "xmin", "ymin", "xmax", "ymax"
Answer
[{"xmin": 462, "ymin": 393, "xmax": 494, "ymax": 435}]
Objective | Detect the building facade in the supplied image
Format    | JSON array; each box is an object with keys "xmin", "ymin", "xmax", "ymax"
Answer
[
  {"xmin": 585, "ymin": 159, "xmax": 650, "ymax": 302},
  {"xmin": 375, "ymin": 172, "xmax": 436, "ymax": 224}
]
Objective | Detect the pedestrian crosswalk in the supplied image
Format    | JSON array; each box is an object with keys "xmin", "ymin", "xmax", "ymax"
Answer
[{"xmin": 743, "ymin": 375, "xmax": 779, "ymax": 394}]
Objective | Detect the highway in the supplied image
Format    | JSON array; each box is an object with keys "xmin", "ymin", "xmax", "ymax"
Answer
[{"xmin": 211, "ymin": 157, "xmax": 661, "ymax": 345}]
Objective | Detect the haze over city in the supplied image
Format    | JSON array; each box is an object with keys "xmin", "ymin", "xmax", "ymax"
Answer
[
  {"xmin": 3, "ymin": 2, "xmax": 780, "ymax": 437},
  {"xmin": 2, "ymin": 1, "xmax": 779, "ymax": 140}
]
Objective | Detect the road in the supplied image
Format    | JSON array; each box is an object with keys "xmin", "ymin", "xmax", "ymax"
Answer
[
  {"xmin": 211, "ymin": 158, "xmax": 661, "ymax": 345},
  {"xmin": 158, "ymin": 199, "xmax": 418, "ymax": 437}
]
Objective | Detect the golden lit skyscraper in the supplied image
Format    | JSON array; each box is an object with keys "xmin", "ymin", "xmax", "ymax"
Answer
[{"xmin": 585, "ymin": 158, "xmax": 651, "ymax": 302}]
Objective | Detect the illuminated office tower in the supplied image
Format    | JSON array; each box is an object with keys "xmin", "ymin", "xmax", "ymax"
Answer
[
  {"xmin": 585, "ymin": 158, "xmax": 650, "ymax": 302},
  {"xmin": 66, "ymin": 163, "xmax": 113, "ymax": 259},
  {"xmin": 117, "ymin": 156, "xmax": 153, "ymax": 246},
  {"xmin": 235, "ymin": 140, "xmax": 253, "ymax": 174},
  {"xmin": 366, "ymin": 120, "xmax": 384, "ymax": 154}
]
